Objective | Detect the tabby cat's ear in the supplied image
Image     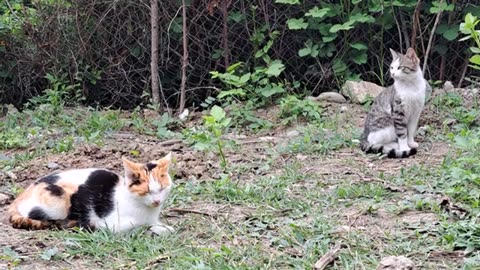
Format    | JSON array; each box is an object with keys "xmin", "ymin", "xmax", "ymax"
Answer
[
  {"xmin": 405, "ymin": 47, "xmax": 419, "ymax": 64},
  {"xmin": 389, "ymin": 48, "xmax": 400, "ymax": 60}
]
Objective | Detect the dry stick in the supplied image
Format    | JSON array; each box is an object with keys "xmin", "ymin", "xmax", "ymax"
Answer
[
  {"xmin": 423, "ymin": 6, "xmax": 443, "ymax": 74},
  {"xmin": 410, "ymin": 0, "xmax": 422, "ymax": 49},
  {"xmin": 178, "ymin": 0, "xmax": 188, "ymax": 114},
  {"xmin": 457, "ymin": 55, "xmax": 470, "ymax": 88},
  {"xmin": 313, "ymin": 244, "xmax": 344, "ymax": 270},
  {"xmin": 392, "ymin": 7, "xmax": 404, "ymax": 52},
  {"xmin": 221, "ymin": 0, "xmax": 231, "ymax": 69},
  {"xmin": 398, "ymin": 9, "xmax": 411, "ymax": 50},
  {"xmin": 169, "ymin": 208, "xmax": 214, "ymax": 217},
  {"xmin": 150, "ymin": 0, "xmax": 162, "ymax": 110}
]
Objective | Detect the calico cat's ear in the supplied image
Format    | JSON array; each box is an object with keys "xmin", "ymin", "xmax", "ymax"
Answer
[
  {"xmin": 157, "ymin": 152, "xmax": 172, "ymax": 166},
  {"xmin": 389, "ymin": 48, "xmax": 400, "ymax": 60},
  {"xmin": 405, "ymin": 47, "xmax": 419, "ymax": 63},
  {"xmin": 122, "ymin": 157, "xmax": 142, "ymax": 175}
]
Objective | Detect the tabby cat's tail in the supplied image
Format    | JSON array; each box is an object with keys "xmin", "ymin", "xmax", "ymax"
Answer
[{"xmin": 361, "ymin": 142, "xmax": 417, "ymax": 158}]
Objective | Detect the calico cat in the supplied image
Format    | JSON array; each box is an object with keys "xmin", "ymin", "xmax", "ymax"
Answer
[
  {"xmin": 8, "ymin": 153, "xmax": 174, "ymax": 235},
  {"xmin": 360, "ymin": 48, "xmax": 426, "ymax": 158}
]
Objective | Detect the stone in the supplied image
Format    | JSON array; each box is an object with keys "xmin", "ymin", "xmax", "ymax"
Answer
[
  {"xmin": 47, "ymin": 162, "xmax": 60, "ymax": 170},
  {"xmin": 443, "ymin": 81, "xmax": 454, "ymax": 91},
  {"xmin": 307, "ymin": 92, "xmax": 347, "ymax": 103},
  {"xmin": 342, "ymin": 80, "xmax": 385, "ymax": 104},
  {"xmin": 0, "ymin": 153, "xmax": 11, "ymax": 161},
  {"xmin": 0, "ymin": 193, "xmax": 10, "ymax": 205},
  {"xmin": 286, "ymin": 130, "xmax": 300, "ymax": 137},
  {"xmin": 376, "ymin": 256, "xmax": 415, "ymax": 270}
]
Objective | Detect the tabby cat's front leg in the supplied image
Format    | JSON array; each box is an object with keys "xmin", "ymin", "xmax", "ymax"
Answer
[
  {"xmin": 407, "ymin": 118, "xmax": 419, "ymax": 148},
  {"xmin": 149, "ymin": 222, "xmax": 174, "ymax": 235},
  {"xmin": 392, "ymin": 98, "xmax": 410, "ymax": 151}
]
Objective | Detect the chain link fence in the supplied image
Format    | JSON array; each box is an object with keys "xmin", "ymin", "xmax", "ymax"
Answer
[{"xmin": 0, "ymin": 0, "xmax": 478, "ymax": 110}]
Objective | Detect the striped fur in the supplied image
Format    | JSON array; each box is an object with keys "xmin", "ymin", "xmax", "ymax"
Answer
[{"xmin": 360, "ymin": 48, "xmax": 426, "ymax": 158}]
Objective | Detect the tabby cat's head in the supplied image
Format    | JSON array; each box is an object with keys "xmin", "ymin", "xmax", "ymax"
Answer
[
  {"xmin": 122, "ymin": 153, "xmax": 172, "ymax": 208},
  {"xmin": 389, "ymin": 47, "xmax": 421, "ymax": 81}
]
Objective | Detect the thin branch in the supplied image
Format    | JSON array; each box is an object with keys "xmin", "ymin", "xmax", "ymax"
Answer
[
  {"xmin": 398, "ymin": 9, "xmax": 411, "ymax": 50},
  {"xmin": 150, "ymin": 0, "xmax": 162, "ymax": 110},
  {"xmin": 179, "ymin": 1, "xmax": 188, "ymax": 113},
  {"xmin": 423, "ymin": 5, "xmax": 443, "ymax": 74},
  {"xmin": 410, "ymin": 0, "xmax": 422, "ymax": 49}
]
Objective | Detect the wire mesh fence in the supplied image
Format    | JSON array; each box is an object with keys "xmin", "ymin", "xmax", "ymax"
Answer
[{"xmin": 0, "ymin": 0, "xmax": 478, "ymax": 110}]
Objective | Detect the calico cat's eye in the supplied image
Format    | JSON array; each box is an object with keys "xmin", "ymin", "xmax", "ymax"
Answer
[{"xmin": 160, "ymin": 174, "xmax": 165, "ymax": 177}]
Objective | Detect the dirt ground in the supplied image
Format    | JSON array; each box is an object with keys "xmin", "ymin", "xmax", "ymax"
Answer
[{"xmin": 0, "ymin": 87, "xmax": 475, "ymax": 269}]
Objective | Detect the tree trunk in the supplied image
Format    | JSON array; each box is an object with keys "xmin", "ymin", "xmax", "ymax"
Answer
[{"xmin": 150, "ymin": 0, "xmax": 162, "ymax": 111}]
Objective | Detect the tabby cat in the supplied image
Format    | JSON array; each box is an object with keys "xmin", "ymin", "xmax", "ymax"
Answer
[
  {"xmin": 8, "ymin": 153, "xmax": 174, "ymax": 235},
  {"xmin": 360, "ymin": 48, "xmax": 426, "ymax": 158}
]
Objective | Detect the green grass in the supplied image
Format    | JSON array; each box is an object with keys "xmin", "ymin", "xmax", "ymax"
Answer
[{"xmin": 2, "ymin": 92, "xmax": 480, "ymax": 269}]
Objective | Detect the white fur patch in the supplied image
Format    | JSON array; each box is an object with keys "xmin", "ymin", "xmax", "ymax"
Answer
[{"xmin": 368, "ymin": 126, "xmax": 396, "ymax": 145}]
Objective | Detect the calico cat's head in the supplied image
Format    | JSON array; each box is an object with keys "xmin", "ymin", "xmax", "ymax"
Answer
[
  {"xmin": 389, "ymin": 47, "xmax": 421, "ymax": 81},
  {"xmin": 122, "ymin": 153, "xmax": 173, "ymax": 208}
]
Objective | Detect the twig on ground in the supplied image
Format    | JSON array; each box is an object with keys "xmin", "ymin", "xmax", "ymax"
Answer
[
  {"xmin": 169, "ymin": 208, "xmax": 214, "ymax": 216},
  {"xmin": 313, "ymin": 244, "xmax": 345, "ymax": 270}
]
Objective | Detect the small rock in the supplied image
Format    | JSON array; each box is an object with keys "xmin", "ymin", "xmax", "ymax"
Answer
[
  {"xmin": 178, "ymin": 109, "xmax": 189, "ymax": 121},
  {"xmin": 417, "ymin": 126, "xmax": 429, "ymax": 136},
  {"xmin": 340, "ymin": 106, "xmax": 348, "ymax": 113},
  {"xmin": 0, "ymin": 193, "xmax": 10, "ymax": 205},
  {"xmin": 286, "ymin": 130, "xmax": 300, "ymax": 137},
  {"xmin": 307, "ymin": 92, "xmax": 347, "ymax": 103},
  {"xmin": 5, "ymin": 171, "xmax": 17, "ymax": 180},
  {"xmin": 376, "ymin": 256, "xmax": 415, "ymax": 270},
  {"xmin": 443, "ymin": 81, "xmax": 454, "ymax": 91},
  {"xmin": 0, "ymin": 153, "xmax": 11, "ymax": 161},
  {"xmin": 47, "ymin": 162, "xmax": 60, "ymax": 170},
  {"xmin": 342, "ymin": 80, "xmax": 385, "ymax": 104}
]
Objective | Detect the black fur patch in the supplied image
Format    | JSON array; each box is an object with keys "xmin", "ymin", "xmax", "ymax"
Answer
[
  {"xmin": 146, "ymin": 163, "xmax": 157, "ymax": 171},
  {"xmin": 387, "ymin": 149, "xmax": 397, "ymax": 158},
  {"xmin": 28, "ymin": 207, "xmax": 50, "ymax": 220},
  {"xmin": 45, "ymin": 184, "xmax": 64, "ymax": 197},
  {"xmin": 36, "ymin": 173, "xmax": 59, "ymax": 185},
  {"xmin": 410, "ymin": 148, "xmax": 417, "ymax": 156},
  {"xmin": 68, "ymin": 170, "xmax": 119, "ymax": 223},
  {"xmin": 401, "ymin": 151, "xmax": 408, "ymax": 158}
]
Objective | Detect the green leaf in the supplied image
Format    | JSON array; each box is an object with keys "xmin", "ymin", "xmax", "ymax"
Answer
[
  {"xmin": 469, "ymin": 55, "xmax": 480, "ymax": 66},
  {"xmin": 470, "ymin": 47, "xmax": 480, "ymax": 53},
  {"xmin": 287, "ymin": 18, "xmax": 308, "ymax": 30},
  {"xmin": 349, "ymin": 42, "xmax": 368, "ymax": 50},
  {"xmin": 352, "ymin": 53, "xmax": 368, "ymax": 64},
  {"xmin": 305, "ymin": 7, "xmax": 330, "ymax": 18},
  {"xmin": 349, "ymin": 13, "xmax": 375, "ymax": 23},
  {"xmin": 330, "ymin": 21, "xmax": 354, "ymax": 33},
  {"xmin": 265, "ymin": 60, "xmax": 285, "ymax": 77},
  {"xmin": 298, "ymin": 47, "xmax": 311, "ymax": 57},
  {"xmin": 352, "ymin": 0, "xmax": 362, "ymax": 4},
  {"xmin": 41, "ymin": 247, "xmax": 58, "ymax": 261},
  {"xmin": 430, "ymin": 1, "xmax": 455, "ymax": 14},
  {"xmin": 226, "ymin": 62, "xmax": 243, "ymax": 73},
  {"xmin": 210, "ymin": 106, "xmax": 226, "ymax": 122},
  {"xmin": 275, "ymin": 0, "xmax": 300, "ymax": 4},
  {"xmin": 442, "ymin": 27, "xmax": 459, "ymax": 41},
  {"xmin": 258, "ymin": 85, "xmax": 285, "ymax": 97}
]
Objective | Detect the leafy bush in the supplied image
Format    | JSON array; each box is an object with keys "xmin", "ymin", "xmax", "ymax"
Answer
[
  {"xmin": 279, "ymin": 95, "xmax": 322, "ymax": 125},
  {"xmin": 460, "ymin": 13, "xmax": 480, "ymax": 70}
]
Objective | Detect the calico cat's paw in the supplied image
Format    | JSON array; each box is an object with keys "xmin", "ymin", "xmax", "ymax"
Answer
[{"xmin": 149, "ymin": 223, "xmax": 174, "ymax": 235}]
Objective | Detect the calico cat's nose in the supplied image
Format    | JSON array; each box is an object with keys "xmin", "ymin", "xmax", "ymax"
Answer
[{"xmin": 152, "ymin": 200, "xmax": 160, "ymax": 207}]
